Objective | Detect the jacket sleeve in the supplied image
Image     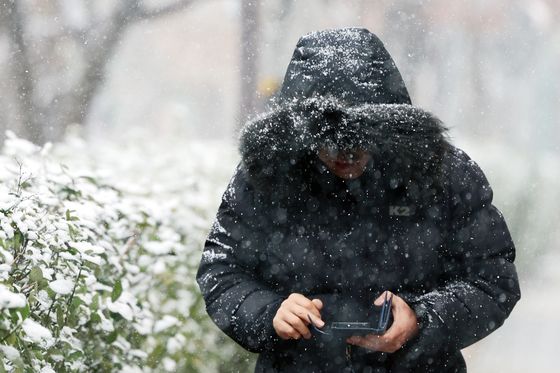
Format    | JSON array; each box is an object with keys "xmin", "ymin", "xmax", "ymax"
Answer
[
  {"xmin": 402, "ymin": 149, "xmax": 521, "ymax": 358},
  {"xmin": 196, "ymin": 166, "xmax": 285, "ymax": 353}
]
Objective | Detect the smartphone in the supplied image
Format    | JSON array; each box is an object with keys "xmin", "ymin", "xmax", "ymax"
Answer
[{"xmin": 330, "ymin": 321, "xmax": 388, "ymax": 338}]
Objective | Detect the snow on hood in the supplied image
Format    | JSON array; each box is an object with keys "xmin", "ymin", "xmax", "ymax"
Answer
[
  {"xmin": 239, "ymin": 28, "xmax": 450, "ymax": 194},
  {"xmin": 278, "ymin": 28, "xmax": 411, "ymax": 106}
]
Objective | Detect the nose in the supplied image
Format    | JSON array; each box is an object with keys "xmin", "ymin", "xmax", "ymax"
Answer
[{"xmin": 337, "ymin": 151, "xmax": 357, "ymax": 161}]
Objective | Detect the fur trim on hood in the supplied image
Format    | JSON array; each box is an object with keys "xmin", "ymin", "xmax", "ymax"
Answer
[
  {"xmin": 238, "ymin": 28, "xmax": 450, "ymax": 199},
  {"xmin": 239, "ymin": 98, "xmax": 449, "ymax": 195}
]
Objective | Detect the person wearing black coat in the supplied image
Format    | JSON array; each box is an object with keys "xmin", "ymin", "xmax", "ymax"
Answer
[{"xmin": 197, "ymin": 28, "xmax": 520, "ymax": 372}]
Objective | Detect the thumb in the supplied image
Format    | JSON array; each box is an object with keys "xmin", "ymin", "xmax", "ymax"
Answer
[{"xmin": 374, "ymin": 291, "xmax": 391, "ymax": 306}]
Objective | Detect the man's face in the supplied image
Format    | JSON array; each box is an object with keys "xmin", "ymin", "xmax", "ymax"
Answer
[{"xmin": 317, "ymin": 147, "xmax": 371, "ymax": 179}]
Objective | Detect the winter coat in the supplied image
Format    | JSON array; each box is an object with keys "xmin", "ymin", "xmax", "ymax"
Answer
[{"xmin": 197, "ymin": 28, "xmax": 520, "ymax": 372}]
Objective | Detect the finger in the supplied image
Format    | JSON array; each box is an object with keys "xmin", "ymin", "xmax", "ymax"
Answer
[
  {"xmin": 346, "ymin": 335, "xmax": 381, "ymax": 351},
  {"xmin": 286, "ymin": 303, "xmax": 324, "ymax": 327},
  {"xmin": 383, "ymin": 297, "xmax": 418, "ymax": 348},
  {"xmin": 378, "ymin": 325, "xmax": 402, "ymax": 350},
  {"xmin": 286, "ymin": 302, "xmax": 321, "ymax": 320},
  {"xmin": 377, "ymin": 315, "xmax": 407, "ymax": 352},
  {"xmin": 285, "ymin": 312, "xmax": 312, "ymax": 339},
  {"xmin": 275, "ymin": 319, "xmax": 302, "ymax": 340},
  {"xmin": 289, "ymin": 293, "xmax": 316, "ymax": 308},
  {"xmin": 311, "ymin": 298, "xmax": 323, "ymax": 310},
  {"xmin": 288, "ymin": 294, "xmax": 323, "ymax": 321},
  {"xmin": 307, "ymin": 314, "xmax": 325, "ymax": 330},
  {"xmin": 291, "ymin": 294, "xmax": 323, "ymax": 320},
  {"xmin": 346, "ymin": 336, "xmax": 364, "ymax": 347},
  {"xmin": 379, "ymin": 306, "xmax": 404, "ymax": 342},
  {"xmin": 374, "ymin": 290, "xmax": 393, "ymax": 306},
  {"xmin": 381, "ymin": 292, "xmax": 411, "ymax": 338},
  {"xmin": 349, "ymin": 333, "xmax": 400, "ymax": 354},
  {"xmin": 288, "ymin": 293, "xmax": 310, "ymax": 305}
]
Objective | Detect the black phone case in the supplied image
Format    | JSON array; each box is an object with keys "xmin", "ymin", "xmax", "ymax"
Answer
[{"xmin": 309, "ymin": 294, "xmax": 393, "ymax": 339}]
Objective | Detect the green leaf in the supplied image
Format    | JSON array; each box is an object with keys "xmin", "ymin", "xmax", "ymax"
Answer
[
  {"xmin": 91, "ymin": 294, "xmax": 99, "ymax": 311},
  {"xmin": 56, "ymin": 305, "xmax": 64, "ymax": 327},
  {"xmin": 65, "ymin": 209, "xmax": 79, "ymax": 221},
  {"xmin": 68, "ymin": 350, "xmax": 83, "ymax": 361},
  {"xmin": 46, "ymin": 288, "xmax": 55, "ymax": 299},
  {"xmin": 108, "ymin": 311, "xmax": 123, "ymax": 322},
  {"xmin": 19, "ymin": 304, "xmax": 30, "ymax": 320},
  {"xmin": 66, "ymin": 243, "xmax": 78, "ymax": 255},
  {"xmin": 71, "ymin": 297, "xmax": 82, "ymax": 310},
  {"xmin": 6, "ymin": 332, "xmax": 17, "ymax": 345},
  {"xmin": 27, "ymin": 287, "xmax": 37, "ymax": 307},
  {"xmin": 37, "ymin": 279, "xmax": 49, "ymax": 291},
  {"xmin": 12, "ymin": 231, "xmax": 23, "ymax": 250},
  {"xmin": 106, "ymin": 330, "xmax": 118, "ymax": 344},
  {"xmin": 90, "ymin": 312, "xmax": 101, "ymax": 325},
  {"xmin": 111, "ymin": 280, "xmax": 122, "ymax": 302},
  {"xmin": 67, "ymin": 311, "xmax": 77, "ymax": 326},
  {"xmin": 9, "ymin": 308, "xmax": 23, "ymax": 324},
  {"xmin": 147, "ymin": 343, "xmax": 166, "ymax": 368},
  {"xmin": 29, "ymin": 266, "xmax": 43, "ymax": 283},
  {"xmin": 80, "ymin": 175, "xmax": 98, "ymax": 184}
]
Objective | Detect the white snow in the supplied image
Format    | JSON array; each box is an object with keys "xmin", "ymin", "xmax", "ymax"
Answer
[
  {"xmin": 143, "ymin": 241, "xmax": 174, "ymax": 255},
  {"xmin": 81, "ymin": 253, "xmax": 102, "ymax": 265},
  {"xmin": 69, "ymin": 241, "xmax": 106, "ymax": 255},
  {"xmin": 107, "ymin": 301, "xmax": 134, "ymax": 321},
  {"xmin": 154, "ymin": 315, "xmax": 179, "ymax": 333},
  {"xmin": 49, "ymin": 279, "xmax": 75, "ymax": 295},
  {"xmin": 0, "ymin": 344, "xmax": 21, "ymax": 361},
  {"xmin": 0, "ymin": 249, "xmax": 14, "ymax": 265},
  {"xmin": 0, "ymin": 219, "xmax": 14, "ymax": 239},
  {"xmin": 202, "ymin": 249, "xmax": 227, "ymax": 261},
  {"xmin": 163, "ymin": 357, "xmax": 177, "ymax": 371},
  {"xmin": 0, "ymin": 264, "xmax": 11, "ymax": 280},
  {"xmin": 97, "ymin": 310, "xmax": 115, "ymax": 332},
  {"xmin": 59, "ymin": 326, "xmax": 83, "ymax": 351},
  {"xmin": 0, "ymin": 284, "xmax": 27, "ymax": 308},
  {"xmin": 22, "ymin": 319, "xmax": 54, "ymax": 348},
  {"xmin": 167, "ymin": 334, "xmax": 186, "ymax": 354}
]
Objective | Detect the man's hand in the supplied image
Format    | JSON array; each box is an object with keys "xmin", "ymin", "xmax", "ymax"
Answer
[
  {"xmin": 273, "ymin": 293, "xmax": 324, "ymax": 340},
  {"xmin": 346, "ymin": 291, "xmax": 419, "ymax": 353}
]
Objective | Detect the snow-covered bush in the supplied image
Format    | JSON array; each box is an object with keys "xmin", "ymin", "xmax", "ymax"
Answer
[{"xmin": 0, "ymin": 130, "xmax": 249, "ymax": 372}]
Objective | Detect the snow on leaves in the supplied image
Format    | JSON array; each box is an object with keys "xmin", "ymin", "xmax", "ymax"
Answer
[
  {"xmin": 0, "ymin": 131, "xmax": 239, "ymax": 372},
  {"xmin": 0, "ymin": 285, "xmax": 26, "ymax": 308}
]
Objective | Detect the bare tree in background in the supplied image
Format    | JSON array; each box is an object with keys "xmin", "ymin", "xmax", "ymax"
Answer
[
  {"xmin": 239, "ymin": 0, "xmax": 260, "ymax": 127},
  {"xmin": 0, "ymin": 0, "xmax": 198, "ymax": 144}
]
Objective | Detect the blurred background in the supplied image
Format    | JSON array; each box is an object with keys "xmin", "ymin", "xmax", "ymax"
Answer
[{"xmin": 1, "ymin": 0, "xmax": 558, "ymax": 371}]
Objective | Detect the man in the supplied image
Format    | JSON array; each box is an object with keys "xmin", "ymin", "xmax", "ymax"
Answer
[{"xmin": 197, "ymin": 28, "xmax": 520, "ymax": 372}]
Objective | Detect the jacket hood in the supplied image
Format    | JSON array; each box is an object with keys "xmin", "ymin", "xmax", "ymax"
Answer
[
  {"xmin": 239, "ymin": 28, "xmax": 449, "ymax": 198},
  {"xmin": 278, "ymin": 28, "xmax": 411, "ymax": 105}
]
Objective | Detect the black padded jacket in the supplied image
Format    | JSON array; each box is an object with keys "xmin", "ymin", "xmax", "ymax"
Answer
[{"xmin": 197, "ymin": 28, "xmax": 520, "ymax": 372}]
